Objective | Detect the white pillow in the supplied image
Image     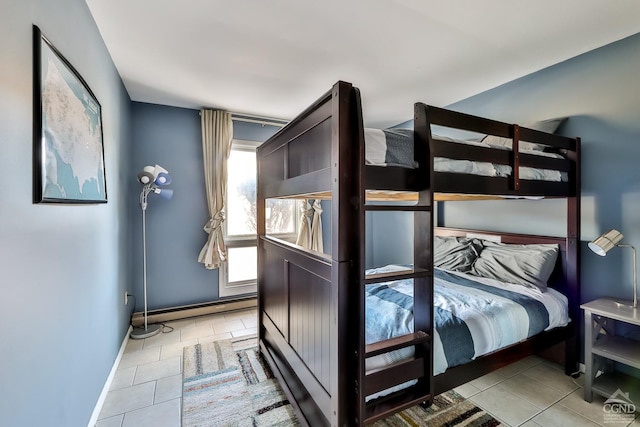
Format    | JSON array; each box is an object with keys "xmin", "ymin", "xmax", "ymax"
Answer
[{"xmin": 482, "ymin": 117, "xmax": 567, "ymax": 151}]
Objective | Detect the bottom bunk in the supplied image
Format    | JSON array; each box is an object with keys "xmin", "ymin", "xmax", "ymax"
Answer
[
  {"xmin": 365, "ymin": 266, "xmax": 570, "ymax": 398},
  {"xmin": 257, "ymin": 227, "xmax": 579, "ymax": 426}
]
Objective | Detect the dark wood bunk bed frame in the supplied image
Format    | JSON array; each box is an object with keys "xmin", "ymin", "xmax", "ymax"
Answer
[{"xmin": 256, "ymin": 81, "xmax": 581, "ymax": 426}]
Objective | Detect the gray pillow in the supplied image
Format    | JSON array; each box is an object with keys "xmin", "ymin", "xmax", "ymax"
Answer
[
  {"xmin": 469, "ymin": 241, "xmax": 559, "ymax": 291},
  {"xmin": 434, "ymin": 236, "xmax": 483, "ymax": 272},
  {"xmin": 482, "ymin": 117, "xmax": 568, "ymax": 151}
]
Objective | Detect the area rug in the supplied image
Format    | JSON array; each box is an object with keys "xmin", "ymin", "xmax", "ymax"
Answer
[{"xmin": 182, "ymin": 336, "xmax": 501, "ymax": 426}]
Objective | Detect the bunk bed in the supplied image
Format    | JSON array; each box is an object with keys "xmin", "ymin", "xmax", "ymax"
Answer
[{"xmin": 256, "ymin": 81, "xmax": 581, "ymax": 426}]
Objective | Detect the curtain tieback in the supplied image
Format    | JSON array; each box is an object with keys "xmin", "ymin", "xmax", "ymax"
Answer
[
  {"xmin": 312, "ymin": 199, "xmax": 323, "ymax": 214},
  {"xmin": 300, "ymin": 202, "xmax": 313, "ymax": 219},
  {"xmin": 204, "ymin": 211, "xmax": 225, "ymax": 234}
]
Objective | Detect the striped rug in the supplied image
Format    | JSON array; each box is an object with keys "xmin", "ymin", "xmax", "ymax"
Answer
[{"xmin": 182, "ymin": 336, "xmax": 501, "ymax": 426}]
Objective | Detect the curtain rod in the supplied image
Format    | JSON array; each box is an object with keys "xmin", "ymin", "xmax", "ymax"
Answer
[
  {"xmin": 198, "ymin": 110, "xmax": 288, "ymax": 128},
  {"xmin": 231, "ymin": 115, "xmax": 288, "ymax": 127}
]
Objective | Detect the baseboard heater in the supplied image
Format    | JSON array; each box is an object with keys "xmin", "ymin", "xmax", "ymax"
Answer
[{"xmin": 131, "ymin": 297, "xmax": 257, "ymax": 327}]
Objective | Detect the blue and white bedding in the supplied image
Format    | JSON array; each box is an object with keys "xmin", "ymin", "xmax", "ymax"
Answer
[
  {"xmin": 364, "ymin": 128, "xmax": 568, "ymax": 182},
  {"xmin": 364, "ymin": 265, "xmax": 570, "ymax": 399}
]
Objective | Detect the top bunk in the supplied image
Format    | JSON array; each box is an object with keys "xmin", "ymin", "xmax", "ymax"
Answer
[{"xmin": 257, "ymin": 81, "xmax": 581, "ymax": 202}]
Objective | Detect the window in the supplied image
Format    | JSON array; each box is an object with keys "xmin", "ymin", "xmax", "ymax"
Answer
[{"xmin": 219, "ymin": 139, "xmax": 298, "ymax": 297}]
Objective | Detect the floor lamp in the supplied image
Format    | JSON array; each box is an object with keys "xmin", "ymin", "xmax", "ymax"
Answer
[{"xmin": 130, "ymin": 164, "xmax": 174, "ymax": 339}]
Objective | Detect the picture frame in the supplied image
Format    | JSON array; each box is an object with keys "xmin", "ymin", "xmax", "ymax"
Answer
[{"xmin": 33, "ymin": 25, "xmax": 107, "ymax": 204}]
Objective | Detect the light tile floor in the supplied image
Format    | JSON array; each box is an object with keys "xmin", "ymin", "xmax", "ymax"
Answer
[{"xmin": 95, "ymin": 309, "xmax": 639, "ymax": 426}]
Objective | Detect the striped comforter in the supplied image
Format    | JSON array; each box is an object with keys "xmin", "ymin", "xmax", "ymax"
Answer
[{"xmin": 364, "ymin": 266, "xmax": 570, "ymax": 399}]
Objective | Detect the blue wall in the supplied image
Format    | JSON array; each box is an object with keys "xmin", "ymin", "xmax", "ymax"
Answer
[
  {"xmin": 368, "ymin": 33, "xmax": 640, "ymax": 360},
  {"xmin": 0, "ymin": 0, "xmax": 133, "ymax": 425},
  {"xmin": 442, "ymin": 32, "xmax": 640, "ymax": 308},
  {"xmin": 130, "ymin": 103, "xmax": 281, "ymax": 310}
]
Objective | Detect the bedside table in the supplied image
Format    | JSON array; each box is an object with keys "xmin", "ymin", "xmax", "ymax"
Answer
[{"xmin": 581, "ymin": 298, "xmax": 640, "ymax": 402}]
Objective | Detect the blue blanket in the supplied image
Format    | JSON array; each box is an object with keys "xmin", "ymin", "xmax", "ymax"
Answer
[{"xmin": 365, "ymin": 268, "xmax": 557, "ymax": 377}]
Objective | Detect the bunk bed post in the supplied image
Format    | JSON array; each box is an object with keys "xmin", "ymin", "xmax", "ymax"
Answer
[
  {"xmin": 329, "ymin": 81, "xmax": 364, "ymax": 426},
  {"xmin": 512, "ymin": 124, "xmax": 521, "ymax": 191},
  {"xmin": 257, "ymin": 127, "xmax": 265, "ymax": 350},
  {"xmin": 565, "ymin": 137, "xmax": 581, "ymax": 375},
  {"xmin": 413, "ymin": 103, "xmax": 434, "ymax": 402}
]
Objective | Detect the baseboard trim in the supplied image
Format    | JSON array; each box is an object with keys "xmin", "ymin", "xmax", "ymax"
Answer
[
  {"xmin": 88, "ymin": 325, "xmax": 132, "ymax": 427},
  {"xmin": 131, "ymin": 297, "xmax": 257, "ymax": 327}
]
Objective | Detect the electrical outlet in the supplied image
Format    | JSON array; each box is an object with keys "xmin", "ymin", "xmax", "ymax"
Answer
[{"xmin": 125, "ymin": 292, "xmax": 129, "ymax": 305}]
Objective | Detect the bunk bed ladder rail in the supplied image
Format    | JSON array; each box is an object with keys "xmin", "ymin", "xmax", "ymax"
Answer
[
  {"xmin": 564, "ymin": 136, "xmax": 581, "ymax": 374},
  {"xmin": 359, "ymin": 106, "xmax": 435, "ymax": 424},
  {"xmin": 360, "ymin": 209, "xmax": 434, "ymax": 423}
]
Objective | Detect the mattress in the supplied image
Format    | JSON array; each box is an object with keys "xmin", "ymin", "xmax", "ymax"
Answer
[
  {"xmin": 363, "ymin": 265, "xmax": 570, "ymax": 400},
  {"xmin": 364, "ymin": 128, "xmax": 568, "ymax": 182}
]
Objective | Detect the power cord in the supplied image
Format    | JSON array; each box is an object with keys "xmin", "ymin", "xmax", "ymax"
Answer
[
  {"xmin": 569, "ymin": 369, "xmax": 583, "ymax": 387},
  {"xmin": 125, "ymin": 293, "xmax": 174, "ymax": 334},
  {"xmin": 161, "ymin": 323, "xmax": 174, "ymax": 333}
]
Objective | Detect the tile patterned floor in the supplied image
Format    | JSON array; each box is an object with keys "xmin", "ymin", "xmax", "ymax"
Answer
[{"xmin": 95, "ymin": 309, "xmax": 639, "ymax": 426}]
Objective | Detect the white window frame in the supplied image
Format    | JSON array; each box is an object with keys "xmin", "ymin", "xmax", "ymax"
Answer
[{"xmin": 218, "ymin": 139, "xmax": 299, "ymax": 298}]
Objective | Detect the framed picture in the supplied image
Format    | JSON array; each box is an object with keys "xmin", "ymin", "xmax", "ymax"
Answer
[{"xmin": 33, "ymin": 25, "xmax": 107, "ymax": 204}]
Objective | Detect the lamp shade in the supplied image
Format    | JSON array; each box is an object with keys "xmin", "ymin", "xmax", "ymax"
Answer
[
  {"xmin": 154, "ymin": 187, "xmax": 174, "ymax": 200},
  {"xmin": 137, "ymin": 164, "xmax": 171, "ymax": 186},
  {"xmin": 155, "ymin": 172, "xmax": 171, "ymax": 186},
  {"xmin": 137, "ymin": 171, "xmax": 154, "ymax": 184},
  {"xmin": 152, "ymin": 164, "xmax": 167, "ymax": 175},
  {"xmin": 588, "ymin": 229, "xmax": 624, "ymax": 256}
]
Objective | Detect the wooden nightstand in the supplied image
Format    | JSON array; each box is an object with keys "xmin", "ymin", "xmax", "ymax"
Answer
[{"xmin": 581, "ymin": 298, "xmax": 640, "ymax": 402}]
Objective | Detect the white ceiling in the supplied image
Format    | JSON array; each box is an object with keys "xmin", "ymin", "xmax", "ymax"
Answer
[{"xmin": 86, "ymin": 0, "xmax": 640, "ymax": 128}]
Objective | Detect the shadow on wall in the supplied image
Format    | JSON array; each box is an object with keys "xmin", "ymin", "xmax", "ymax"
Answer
[{"xmin": 572, "ymin": 114, "xmax": 640, "ymax": 306}]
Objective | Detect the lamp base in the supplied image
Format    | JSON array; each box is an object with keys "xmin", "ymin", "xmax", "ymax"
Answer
[
  {"xmin": 130, "ymin": 324, "xmax": 162, "ymax": 340},
  {"xmin": 613, "ymin": 300, "xmax": 638, "ymax": 309}
]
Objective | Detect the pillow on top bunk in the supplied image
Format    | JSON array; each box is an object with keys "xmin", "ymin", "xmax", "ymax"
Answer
[
  {"xmin": 482, "ymin": 117, "xmax": 568, "ymax": 151},
  {"xmin": 434, "ymin": 236, "xmax": 483, "ymax": 272},
  {"xmin": 469, "ymin": 241, "xmax": 559, "ymax": 292},
  {"xmin": 364, "ymin": 128, "xmax": 417, "ymax": 168}
]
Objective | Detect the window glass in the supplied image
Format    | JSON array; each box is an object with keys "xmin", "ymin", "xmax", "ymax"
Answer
[
  {"xmin": 227, "ymin": 149, "xmax": 257, "ymax": 237},
  {"xmin": 223, "ymin": 140, "xmax": 300, "ymax": 293},
  {"xmin": 265, "ymin": 198, "xmax": 296, "ymax": 236},
  {"xmin": 227, "ymin": 246, "xmax": 257, "ymax": 283}
]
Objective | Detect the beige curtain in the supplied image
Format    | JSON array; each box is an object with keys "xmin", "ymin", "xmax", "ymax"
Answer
[
  {"xmin": 295, "ymin": 199, "xmax": 323, "ymax": 252},
  {"xmin": 198, "ymin": 110, "xmax": 233, "ymax": 269},
  {"xmin": 295, "ymin": 200, "xmax": 313, "ymax": 249},
  {"xmin": 310, "ymin": 200, "xmax": 324, "ymax": 252}
]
